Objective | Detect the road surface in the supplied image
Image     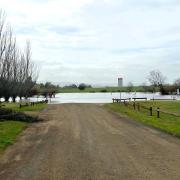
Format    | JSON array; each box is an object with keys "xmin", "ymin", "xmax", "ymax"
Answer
[{"xmin": 0, "ymin": 104, "xmax": 180, "ymax": 180}]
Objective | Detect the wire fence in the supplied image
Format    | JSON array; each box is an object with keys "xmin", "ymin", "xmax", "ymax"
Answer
[
  {"xmin": 114, "ymin": 100, "xmax": 180, "ymax": 119},
  {"xmin": 19, "ymin": 100, "xmax": 48, "ymax": 109}
]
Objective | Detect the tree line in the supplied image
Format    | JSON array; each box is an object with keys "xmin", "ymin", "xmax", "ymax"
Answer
[
  {"xmin": 147, "ymin": 70, "xmax": 180, "ymax": 95},
  {"xmin": 63, "ymin": 83, "xmax": 92, "ymax": 90},
  {"xmin": 0, "ymin": 10, "xmax": 38, "ymax": 102},
  {"xmin": 30, "ymin": 82, "xmax": 59, "ymax": 99},
  {"xmin": 127, "ymin": 70, "xmax": 180, "ymax": 94}
]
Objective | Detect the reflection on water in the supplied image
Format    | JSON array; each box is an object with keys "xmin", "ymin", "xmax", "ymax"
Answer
[{"xmin": 30, "ymin": 92, "xmax": 180, "ymax": 104}]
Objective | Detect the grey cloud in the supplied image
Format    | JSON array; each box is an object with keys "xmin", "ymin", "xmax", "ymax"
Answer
[{"xmin": 7, "ymin": 0, "xmax": 180, "ymax": 85}]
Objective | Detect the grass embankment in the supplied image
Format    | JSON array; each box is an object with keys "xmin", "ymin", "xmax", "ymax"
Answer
[
  {"xmin": 0, "ymin": 103, "xmax": 47, "ymax": 154},
  {"xmin": 59, "ymin": 86, "xmax": 148, "ymax": 93},
  {"xmin": 106, "ymin": 101, "xmax": 180, "ymax": 136}
]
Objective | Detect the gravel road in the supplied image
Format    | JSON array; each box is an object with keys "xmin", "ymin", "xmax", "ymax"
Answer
[{"xmin": 0, "ymin": 104, "xmax": 180, "ymax": 180}]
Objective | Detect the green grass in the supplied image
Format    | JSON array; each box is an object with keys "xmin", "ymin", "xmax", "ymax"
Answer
[
  {"xmin": 1, "ymin": 102, "xmax": 47, "ymax": 112},
  {"xmin": 0, "ymin": 121, "xmax": 27, "ymax": 153},
  {"xmin": 139, "ymin": 101, "xmax": 180, "ymax": 114},
  {"xmin": 58, "ymin": 86, "xmax": 148, "ymax": 93},
  {"xmin": 0, "ymin": 102, "xmax": 47, "ymax": 154},
  {"xmin": 105, "ymin": 101, "xmax": 180, "ymax": 136}
]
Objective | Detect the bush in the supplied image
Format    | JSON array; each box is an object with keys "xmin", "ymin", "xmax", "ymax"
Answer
[
  {"xmin": 78, "ymin": 83, "xmax": 86, "ymax": 90},
  {"xmin": 100, "ymin": 89, "xmax": 107, "ymax": 92},
  {"xmin": 160, "ymin": 85, "xmax": 176, "ymax": 95},
  {"xmin": 0, "ymin": 108, "xmax": 41, "ymax": 123}
]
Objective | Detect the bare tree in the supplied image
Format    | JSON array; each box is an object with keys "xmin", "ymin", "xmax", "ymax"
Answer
[
  {"xmin": 148, "ymin": 70, "xmax": 166, "ymax": 87},
  {"xmin": 23, "ymin": 41, "xmax": 38, "ymax": 99},
  {"xmin": 0, "ymin": 25, "xmax": 15, "ymax": 101},
  {"xmin": 174, "ymin": 78, "xmax": 180, "ymax": 89},
  {"xmin": 147, "ymin": 70, "xmax": 166, "ymax": 94},
  {"xmin": 0, "ymin": 10, "xmax": 7, "ymax": 98},
  {"xmin": 0, "ymin": 10, "xmax": 39, "ymax": 102}
]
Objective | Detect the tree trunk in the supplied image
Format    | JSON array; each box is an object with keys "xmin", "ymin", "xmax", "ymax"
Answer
[
  {"xmin": 4, "ymin": 96, "xmax": 9, "ymax": 102},
  {"xmin": 12, "ymin": 96, "xmax": 16, "ymax": 102},
  {"xmin": 159, "ymin": 84, "xmax": 166, "ymax": 95}
]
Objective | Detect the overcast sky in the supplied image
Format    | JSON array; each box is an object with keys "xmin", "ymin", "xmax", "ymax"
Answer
[{"xmin": 1, "ymin": 0, "xmax": 180, "ymax": 86}]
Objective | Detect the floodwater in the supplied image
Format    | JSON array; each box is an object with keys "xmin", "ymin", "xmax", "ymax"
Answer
[{"xmin": 30, "ymin": 92, "xmax": 180, "ymax": 104}]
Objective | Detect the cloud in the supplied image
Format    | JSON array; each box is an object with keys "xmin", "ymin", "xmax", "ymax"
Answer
[{"xmin": 1, "ymin": 0, "xmax": 180, "ymax": 86}]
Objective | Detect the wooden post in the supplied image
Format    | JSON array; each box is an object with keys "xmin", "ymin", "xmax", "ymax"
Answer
[
  {"xmin": 20, "ymin": 104, "xmax": 22, "ymax": 109},
  {"xmin": 150, "ymin": 107, "xmax": 152, "ymax": 116},
  {"xmin": 133, "ymin": 102, "xmax": 136, "ymax": 110},
  {"xmin": 157, "ymin": 107, "xmax": 160, "ymax": 118}
]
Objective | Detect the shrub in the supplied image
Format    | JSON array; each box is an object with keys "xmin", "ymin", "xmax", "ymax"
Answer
[
  {"xmin": 0, "ymin": 108, "xmax": 41, "ymax": 123},
  {"xmin": 100, "ymin": 89, "xmax": 107, "ymax": 92},
  {"xmin": 78, "ymin": 83, "xmax": 86, "ymax": 90}
]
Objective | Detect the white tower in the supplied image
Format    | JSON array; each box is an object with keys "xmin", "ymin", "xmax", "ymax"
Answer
[{"xmin": 118, "ymin": 77, "xmax": 123, "ymax": 87}]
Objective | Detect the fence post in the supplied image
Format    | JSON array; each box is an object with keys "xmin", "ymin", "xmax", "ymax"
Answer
[
  {"xmin": 149, "ymin": 107, "xmax": 152, "ymax": 116},
  {"xmin": 157, "ymin": 107, "xmax": 160, "ymax": 118},
  {"xmin": 20, "ymin": 104, "xmax": 22, "ymax": 109},
  {"xmin": 133, "ymin": 102, "xmax": 136, "ymax": 110}
]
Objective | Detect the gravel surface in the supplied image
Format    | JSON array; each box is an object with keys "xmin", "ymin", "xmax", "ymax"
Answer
[{"xmin": 0, "ymin": 104, "xmax": 180, "ymax": 180}]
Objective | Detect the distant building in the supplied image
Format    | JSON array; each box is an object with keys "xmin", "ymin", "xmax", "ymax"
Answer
[{"xmin": 118, "ymin": 77, "xmax": 123, "ymax": 87}]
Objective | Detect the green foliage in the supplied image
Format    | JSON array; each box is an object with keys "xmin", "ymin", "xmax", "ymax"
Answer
[
  {"xmin": 105, "ymin": 101, "xmax": 180, "ymax": 136},
  {"xmin": 0, "ymin": 102, "xmax": 47, "ymax": 123},
  {"xmin": 78, "ymin": 83, "xmax": 87, "ymax": 90},
  {"xmin": 2, "ymin": 102, "xmax": 47, "ymax": 112},
  {"xmin": 33, "ymin": 82, "xmax": 59, "ymax": 98},
  {"xmin": 0, "ymin": 121, "xmax": 27, "ymax": 153},
  {"xmin": 100, "ymin": 89, "xmax": 107, "ymax": 92},
  {"xmin": 59, "ymin": 86, "xmax": 147, "ymax": 93},
  {"xmin": 0, "ymin": 102, "xmax": 47, "ymax": 154}
]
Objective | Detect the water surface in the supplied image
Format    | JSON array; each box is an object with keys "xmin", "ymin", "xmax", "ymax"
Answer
[{"xmin": 31, "ymin": 92, "xmax": 180, "ymax": 104}]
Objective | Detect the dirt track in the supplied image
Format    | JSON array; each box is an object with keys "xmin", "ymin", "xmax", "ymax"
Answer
[{"xmin": 0, "ymin": 104, "xmax": 180, "ymax": 180}]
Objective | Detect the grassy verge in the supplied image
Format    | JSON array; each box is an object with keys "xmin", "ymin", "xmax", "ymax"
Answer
[
  {"xmin": 0, "ymin": 121, "xmax": 27, "ymax": 154},
  {"xmin": 138, "ymin": 101, "xmax": 180, "ymax": 114},
  {"xmin": 105, "ymin": 102, "xmax": 180, "ymax": 136},
  {"xmin": 1, "ymin": 102, "xmax": 47, "ymax": 112},
  {"xmin": 0, "ymin": 102, "xmax": 47, "ymax": 154}
]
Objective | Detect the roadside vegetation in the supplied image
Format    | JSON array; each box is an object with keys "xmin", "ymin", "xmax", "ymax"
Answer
[
  {"xmin": 0, "ymin": 102, "xmax": 47, "ymax": 154},
  {"xmin": 106, "ymin": 101, "xmax": 180, "ymax": 137},
  {"xmin": 0, "ymin": 10, "xmax": 50, "ymax": 155},
  {"xmin": 31, "ymin": 82, "xmax": 59, "ymax": 99},
  {"xmin": 1, "ymin": 102, "xmax": 47, "ymax": 112},
  {"xmin": 0, "ymin": 121, "xmax": 27, "ymax": 153},
  {"xmin": 138, "ymin": 101, "xmax": 180, "ymax": 114}
]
